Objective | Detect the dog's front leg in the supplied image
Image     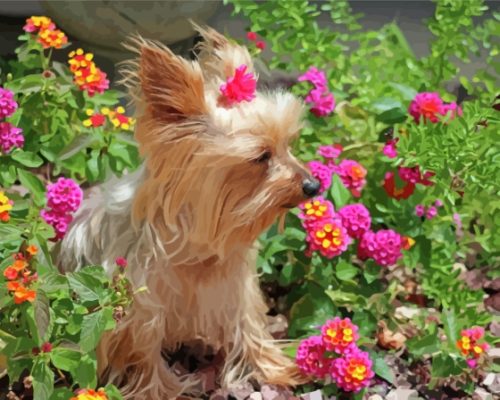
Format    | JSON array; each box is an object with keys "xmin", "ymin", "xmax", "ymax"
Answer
[
  {"xmin": 97, "ymin": 298, "xmax": 197, "ymax": 400},
  {"xmin": 220, "ymin": 272, "xmax": 306, "ymax": 389}
]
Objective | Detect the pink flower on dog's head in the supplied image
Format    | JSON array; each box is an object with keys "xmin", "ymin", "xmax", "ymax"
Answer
[{"xmin": 219, "ymin": 65, "xmax": 256, "ymax": 105}]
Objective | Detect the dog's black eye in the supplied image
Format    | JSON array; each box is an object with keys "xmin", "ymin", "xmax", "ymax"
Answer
[{"xmin": 254, "ymin": 150, "xmax": 272, "ymax": 163}]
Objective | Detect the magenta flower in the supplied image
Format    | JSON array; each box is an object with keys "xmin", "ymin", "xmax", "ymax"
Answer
[
  {"xmin": 306, "ymin": 161, "xmax": 333, "ymax": 194},
  {"xmin": 298, "ymin": 66, "xmax": 328, "ymax": 89},
  {"xmin": 415, "ymin": 204, "xmax": 426, "ymax": 217},
  {"xmin": 338, "ymin": 204, "xmax": 371, "ymax": 239},
  {"xmin": 305, "ymin": 88, "xmax": 335, "ymax": 117},
  {"xmin": 40, "ymin": 209, "xmax": 73, "ymax": 241},
  {"xmin": 330, "ymin": 347, "xmax": 374, "ymax": 392},
  {"xmin": 306, "ymin": 217, "xmax": 352, "ymax": 259},
  {"xmin": 220, "ymin": 64, "xmax": 256, "ymax": 105},
  {"xmin": 299, "ymin": 197, "xmax": 335, "ymax": 229},
  {"xmin": 41, "ymin": 177, "xmax": 83, "ymax": 241},
  {"xmin": 434, "ymin": 199, "xmax": 443, "ymax": 207},
  {"xmin": 46, "ymin": 178, "xmax": 83, "ymax": 213},
  {"xmin": 317, "ymin": 144, "xmax": 343, "ymax": 160},
  {"xmin": 0, "ymin": 88, "xmax": 18, "ymax": 118},
  {"xmin": 358, "ymin": 229, "xmax": 403, "ymax": 267},
  {"xmin": 321, "ymin": 317, "xmax": 359, "ymax": 354},
  {"xmin": 0, "ymin": 122, "xmax": 24, "ymax": 154},
  {"xmin": 332, "ymin": 160, "xmax": 367, "ymax": 198},
  {"xmin": 115, "ymin": 257, "xmax": 128, "ymax": 268},
  {"xmin": 409, "ymin": 92, "xmax": 444, "ymax": 124},
  {"xmin": 382, "ymin": 139, "xmax": 398, "ymax": 159},
  {"xmin": 296, "ymin": 335, "xmax": 330, "ymax": 378},
  {"xmin": 409, "ymin": 92, "xmax": 462, "ymax": 124},
  {"xmin": 441, "ymin": 102, "xmax": 463, "ymax": 120},
  {"xmin": 426, "ymin": 206, "xmax": 437, "ymax": 220}
]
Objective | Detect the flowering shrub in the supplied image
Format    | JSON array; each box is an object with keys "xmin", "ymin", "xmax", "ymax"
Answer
[
  {"xmin": 1, "ymin": 1, "xmax": 499, "ymax": 398},
  {"xmin": 0, "ymin": 16, "xmax": 139, "ymax": 400},
  {"xmin": 229, "ymin": 0, "xmax": 498, "ymax": 396}
]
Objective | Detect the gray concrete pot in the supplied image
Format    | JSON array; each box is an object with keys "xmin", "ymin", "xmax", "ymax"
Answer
[{"xmin": 40, "ymin": 0, "xmax": 222, "ymax": 62}]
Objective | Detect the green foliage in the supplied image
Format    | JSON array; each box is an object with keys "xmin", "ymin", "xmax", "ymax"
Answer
[
  {"xmin": 228, "ymin": 0, "xmax": 499, "ymax": 391},
  {"xmin": 0, "ymin": 29, "xmax": 136, "ymax": 399}
]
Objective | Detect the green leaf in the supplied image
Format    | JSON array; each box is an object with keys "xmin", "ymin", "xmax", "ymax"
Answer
[
  {"xmin": 32, "ymin": 358, "xmax": 54, "ymax": 400},
  {"xmin": 335, "ymin": 261, "xmax": 358, "ymax": 281},
  {"xmin": 442, "ymin": 308, "xmax": 458, "ymax": 349},
  {"xmin": 372, "ymin": 355, "xmax": 395, "ymax": 384},
  {"xmin": 79, "ymin": 307, "xmax": 114, "ymax": 352},
  {"xmin": 362, "ymin": 260, "xmax": 380, "ymax": 284},
  {"xmin": 431, "ymin": 353, "xmax": 464, "ymax": 377},
  {"xmin": 34, "ymin": 289, "xmax": 51, "ymax": 343},
  {"xmin": 288, "ymin": 285, "xmax": 336, "ymax": 337},
  {"xmin": 104, "ymin": 383, "xmax": 125, "ymax": 400},
  {"xmin": 376, "ymin": 107, "xmax": 407, "ymax": 124},
  {"xmin": 49, "ymin": 388, "xmax": 75, "ymax": 400},
  {"xmin": 11, "ymin": 150, "xmax": 44, "ymax": 167},
  {"xmin": 50, "ymin": 347, "xmax": 82, "ymax": 371},
  {"xmin": 389, "ymin": 82, "xmax": 418, "ymax": 101},
  {"xmin": 72, "ymin": 354, "xmax": 97, "ymax": 388},
  {"xmin": 17, "ymin": 169, "xmax": 46, "ymax": 205},
  {"xmin": 67, "ymin": 272, "xmax": 102, "ymax": 304},
  {"xmin": 330, "ymin": 174, "xmax": 351, "ymax": 208},
  {"xmin": 406, "ymin": 334, "xmax": 440, "ymax": 357}
]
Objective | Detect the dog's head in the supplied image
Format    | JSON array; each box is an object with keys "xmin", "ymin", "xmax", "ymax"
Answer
[{"xmin": 125, "ymin": 27, "xmax": 319, "ymax": 258}]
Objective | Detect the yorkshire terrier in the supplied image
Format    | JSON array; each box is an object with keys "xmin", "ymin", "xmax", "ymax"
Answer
[{"xmin": 58, "ymin": 26, "xmax": 320, "ymax": 399}]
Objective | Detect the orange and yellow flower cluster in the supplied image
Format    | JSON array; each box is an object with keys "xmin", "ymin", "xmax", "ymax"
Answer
[
  {"xmin": 0, "ymin": 191, "xmax": 13, "ymax": 222},
  {"xmin": 84, "ymin": 106, "xmax": 135, "ymax": 130},
  {"xmin": 70, "ymin": 388, "xmax": 108, "ymax": 400},
  {"xmin": 3, "ymin": 247, "xmax": 38, "ymax": 304},
  {"xmin": 457, "ymin": 326, "xmax": 489, "ymax": 368},
  {"xmin": 68, "ymin": 49, "xmax": 109, "ymax": 97},
  {"xmin": 24, "ymin": 16, "xmax": 68, "ymax": 49}
]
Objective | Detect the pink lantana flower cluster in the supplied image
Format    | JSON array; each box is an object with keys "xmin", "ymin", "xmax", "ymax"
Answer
[
  {"xmin": 415, "ymin": 199, "xmax": 443, "ymax": 220},
  {"xmin": 409, "ymin": 92, "xmax": 462, "ymax": 124},
  {"xmin": 298, "ymin": 66, "xmax": 335, "ymax": 117},
  {"xmin": 40, "ymin": 177, "xmax": 83, "ymax": 240},
  {"xmin": 0, "ymin": 88, "xmax": 24, "ymax": 154},
  {"xmin": 456, "ymin": 326, "xmax": 489, "ymax": 369},
  {"xmin": 300, "ymin": 198, "xmax": 372, "ymax": 259},
  {"xmin": 219, "ymin": 64, "xmax": 256, "ymax": 106},
  {"xmin": 307, "ymin": 144, "xmax": 366, "ymax": 197},
  {"xmin": 357, "ymin": 229, "xmax": 404, "ymax": 267},
  {"xmin": 296, "ymin": 318, "xmax": 374, "ymax": 393},
  {"xmin": 332, "ymin": 160, "xmax": 367, "ymax": 198}
]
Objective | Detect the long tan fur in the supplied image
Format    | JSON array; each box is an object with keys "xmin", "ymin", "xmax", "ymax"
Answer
[{"xmin": 58, "ymin": 25, "xmax": 314, "ymax": 399}]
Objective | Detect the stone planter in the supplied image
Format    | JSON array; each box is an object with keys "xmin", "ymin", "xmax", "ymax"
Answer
[{"xmin": 40, "ymin": 0, "xmax": 222, "ymax": 62}]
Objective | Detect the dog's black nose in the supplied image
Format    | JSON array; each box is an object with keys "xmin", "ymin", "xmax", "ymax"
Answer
[{"xmin": 302, "ymin": 178, "xmax": 321, "ymax": 198}]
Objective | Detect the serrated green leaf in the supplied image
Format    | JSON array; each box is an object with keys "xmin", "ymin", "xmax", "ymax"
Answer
[{"xmin": 32, "ymin": 358, "xmax": 54, "ymax": 400}]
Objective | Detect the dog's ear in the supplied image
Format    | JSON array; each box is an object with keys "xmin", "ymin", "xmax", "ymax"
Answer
[
  {"xmin": 193, "ymin": 24, "xmax": 255, "ymax": 81},
  {"xmin": 139, "ymin": 42, "xmax": 207, "ymax": 122}
]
